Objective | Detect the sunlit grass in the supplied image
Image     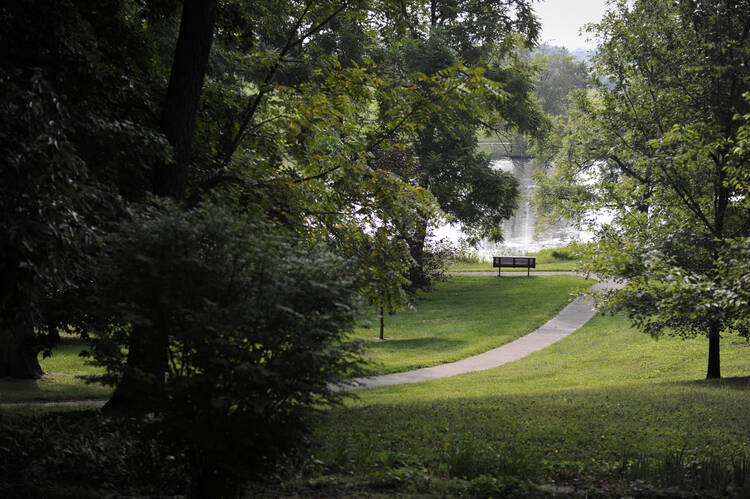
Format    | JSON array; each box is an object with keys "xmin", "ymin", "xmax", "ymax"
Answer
[
  {"xmin": 352, "ymin": 274, "xmax": 592, "ymax": 374},
  {"xmin": 447, "ymin": 241, "xmax": 587, "ymax": 272},
  {"xmin": 309, "ymin": 313, "xmax": 750, "ymax": 493},
  {"xmin": 0, "ymin": 339, "xmax": 110, "ymax": 404}
]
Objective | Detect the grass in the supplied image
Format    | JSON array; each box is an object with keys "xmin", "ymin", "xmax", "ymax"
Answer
[
  {"xmin": 0, "ymin": 337, "xmax": 110, "ymax": 404},
  {"xmin": 448, "ymin": 259, "xmax": 580, "ymax": 272},
  {"xmin": 353, "ymin": 274, "xmax": 591, "ymax": 374},
  {"xmin": 296, "ymin": 313, "xmax": 750, "ymax": 496},
  {"xmin": 447, "ymin": 242, "xmax": 586, "ymax": 272}
]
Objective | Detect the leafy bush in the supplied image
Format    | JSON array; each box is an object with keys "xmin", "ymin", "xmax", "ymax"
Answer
[
  {"xmin": 0, "ymin": 410, "xmax": 185, "ymax": 498},
  {"xmin": 84, "ymin": 200, "xmax": 367, "ymax": 497},
  {"xmin": 531, "ymin": 241, "xmax": 588, "ymax": 264},
  {"xmin": 446, "ymin": 238, "xmax": 483, "ymax": 264},
  {"xmin": 421, "ymin": 237, "xmax": 454, "ymax": 288}
]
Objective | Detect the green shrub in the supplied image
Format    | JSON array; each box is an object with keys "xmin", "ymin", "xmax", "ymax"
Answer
[
  {"xmin": 0, "ymin": 410, "xmax": 185, "ymax": 498},
  {"xmin": 531, "ymin": 241, "xmax": 588, "ymax": 264},
  {"xmin": 84, "ymin": 200, "xmax": 367, "ymax": 497}
]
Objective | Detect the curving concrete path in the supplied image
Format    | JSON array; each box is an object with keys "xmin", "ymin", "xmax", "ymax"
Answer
[{"xmin": 347, "ymin": 273, "xmax": 618, "ymax": 390}]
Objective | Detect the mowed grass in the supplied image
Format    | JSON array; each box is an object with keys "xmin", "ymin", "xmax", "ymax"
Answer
[
  {"xmin": 448, "ymin": 259, "xmax": 580, "ymax": 272},
  {"xmin": 448, "ymin": 243, "xmax": 586, "ymax": 272},
  {"xmin": 0, "ymin": 338, "xmax": 110, "ymax": 404},
  {"xmin": 353, "ymin": 274, "xmax": 591, "ymax": 375},
  {"xmin": 308, "ymin": 313, "xmax": 750, "ymax": 493}
]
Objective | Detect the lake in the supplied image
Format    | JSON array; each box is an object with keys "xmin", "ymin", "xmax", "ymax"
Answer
[{"xmin": 433, "ymin": 157, "xmax": 592, "ymax": 259}]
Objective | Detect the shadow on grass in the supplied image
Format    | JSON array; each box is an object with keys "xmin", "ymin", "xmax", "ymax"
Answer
[
  {"xmin": 675, "ymin": 375, "xmax": 750, "ymax": 391},
  {"xmin": 317, "ymin": 380, "xmax": 750, "ymax": 478}
]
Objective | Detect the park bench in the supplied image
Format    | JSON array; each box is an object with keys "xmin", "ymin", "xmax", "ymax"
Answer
[{"xmin": 493, "ymin": 256, "xmax": 536, "ymax": 277}]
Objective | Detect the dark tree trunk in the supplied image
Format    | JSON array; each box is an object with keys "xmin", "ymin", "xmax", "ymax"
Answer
[
  {"xmin": 706, "ymin": 325, "xmax": 721, "ymax": 379},
  {"xmin": 0, "ymin": 320, "xmax": 43, "ymax": 379},
  {"xmin": 102, "ymin": 323, "xmax": 169, "ymax": 414},
  {"xmin": 406, "ymin": 224, "xmax": 428, "ymax": 292},
  {"xmin": 0, "ymin": 254, "xmax": 43, "ymax": 379},
  {"xmin": 108, "ymin": 0, "xmax": 219, "ymax": 414},
  {"xmin": 154, "ymin": 0, "xmax": 219, "ymax": 200},
  {"xmin": 379, "ymin": 306, "xmax": 384, "ymax": 340}
]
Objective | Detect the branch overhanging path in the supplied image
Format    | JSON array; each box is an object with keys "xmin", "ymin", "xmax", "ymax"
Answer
[{"xmin": 344, "ymin": 272, "xmax": 620, "ymax": 391}]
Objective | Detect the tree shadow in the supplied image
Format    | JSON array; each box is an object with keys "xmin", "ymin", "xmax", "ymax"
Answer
[{"xmin": 673, "ymin": 375, "xmax": 750, "ymax": 391}]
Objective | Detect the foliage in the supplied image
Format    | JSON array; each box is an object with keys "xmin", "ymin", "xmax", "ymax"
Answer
[
  {"xmin": 533, "ymin": 45, "xmax": 589, "ymax": 117},
  {"xmin": 83, "ymin": 200, "xmax": 367, "ymax": 496},
  {"xmin": 0, "ymin": 0, "xmax": 170, "ymax": 377},
  {"xmin": 420, "ymin": 237, "xmax": 453, "ymax": 288},
  {"xmin": 367, "ymin": 0, "xmax": 545, "ymax": 286},
  {"xmin": 533, "ymin": 0, "xmax": 750, "ymax": 378},
  {"xmin": 0, "ymin": 410, "xmax": 185, "ymax": 498}
]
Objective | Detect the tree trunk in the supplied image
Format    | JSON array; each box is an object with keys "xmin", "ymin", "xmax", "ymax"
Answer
[
  {"xmin": 0, "ymin": 254, "xmax": 43, "ymax": 379},
  {"xmin": 379, "ymin": 306, "xmax": 384, "ymax": 340},
  {"xmin": 406, "ymin": 223, "xmax": 428, "ymax": 292},
  {"xmin": 154, "ymin": 0, "xmax": 219, "ymax": 200},
  {"xmin": 102, "ymin": 323, "xmax": 168, "ymax": 414},
  {"xmin": 108, "ymin": 0, "xmax": 219, "ymax": 414},
  {"xmin": 0, "ymin": 321, "xmax": 43, "ymax": 379},
  {"xmin": 706, "ymin": 325, "xmax": 721, "ymax": 379}
]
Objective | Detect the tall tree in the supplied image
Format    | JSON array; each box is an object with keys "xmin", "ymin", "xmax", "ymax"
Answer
[
  {"xmin": 105, "ymin": 0, "xmax": 220, "ymax": 413},
  {"xmin": 534, "ymin": 0, "xmax": 750, "ymax": 379},
  {"xmin": 533, "ymin": 45, "xmax": 589, "ymax": 117},
  {"xmin": 373, "ymin": 0, "xmax": 544, "ymax": 289},
  {"xmin": 0, "ymin": 0, "xmax": 167, "ymax": 378}
]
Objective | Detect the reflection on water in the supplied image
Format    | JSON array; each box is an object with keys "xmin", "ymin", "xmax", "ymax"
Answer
[{"xmin": 434, "ymin": 157, "xmax": 591, "ymax": 258}]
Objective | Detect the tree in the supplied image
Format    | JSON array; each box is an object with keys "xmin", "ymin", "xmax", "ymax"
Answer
[
  {"xmin": 0, "ymin": 0, "xmax": 168, "ymax": 378},
  {"xmin": 372, "ymin": 0, "xmax": 545, "ymax": 289},
  {"xmin": 534, "ymin": 0, "xmax": 750, "ymax": 379},
  {"xmin": 533, "ymin": 45, "xmax": 589, "ymax": 117}
]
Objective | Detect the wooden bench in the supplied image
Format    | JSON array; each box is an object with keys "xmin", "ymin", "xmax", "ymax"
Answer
[{"xmin": 493, "ymin": 256, "xmax": 536, "ymax": 277}]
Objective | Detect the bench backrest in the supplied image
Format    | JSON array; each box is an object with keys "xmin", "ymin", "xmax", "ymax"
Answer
[{"xmin": 493, "ymin": 256, "xmax": 536, "ymax": 268}]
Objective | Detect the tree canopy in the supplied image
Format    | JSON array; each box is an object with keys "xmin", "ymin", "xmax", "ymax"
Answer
[
  {"xmin": 2, "ymin": 0, "xmax": 546, "ymax": 494},
  {"xmin": 534, "ymin": 0, "xmax": 750, "ymax": 379}
]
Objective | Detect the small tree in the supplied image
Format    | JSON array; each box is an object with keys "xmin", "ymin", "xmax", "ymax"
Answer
[
  {"xmin": 84, "ymin": 200, "xmax": 366, "ymax": 497},
  {"xmin": 534, "ymin": 0, "xmax": 750, "ymax": 379}
]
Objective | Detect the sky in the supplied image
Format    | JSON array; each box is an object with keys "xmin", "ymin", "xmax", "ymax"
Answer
[{"xmin": 534, "ymin": 0, "xmax": 610, "ymax": 50}]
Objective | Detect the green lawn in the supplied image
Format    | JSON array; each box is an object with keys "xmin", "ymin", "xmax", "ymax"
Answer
[
  {"xmin": 447, "ymin": 242, "xmax": 586, "ymax": 272},
  {"xmin": 353, "ymin": 274, "xmax": 591, "ymax": 374},
  {"xmin": 295, "ymin": 314, "xmax": 750, "ymax": 496},
  {"xmin": 0, "ymin": 338, "xmax": 110, "ymax": 404},
  {"xmin": 447, "ymin": 259, "xmax": 580, "ymax": 272}
]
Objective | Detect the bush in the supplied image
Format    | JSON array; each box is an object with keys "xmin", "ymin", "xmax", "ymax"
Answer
[
  {"xmin": 85, "ymin": 200, "xmax": 367, "ymax": 497},
  {"xmin": 0, "ymin": 410, "xmax": 185, "ymax": 498},
  {"xmin": 421, "ymin": 237, "xmax": 454, "ymax": 287}
]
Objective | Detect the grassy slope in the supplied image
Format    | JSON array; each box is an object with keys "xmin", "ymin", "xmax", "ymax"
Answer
[
  {"xmin": 316, "ymin": 314, "xmax": 750, "ymax": 482},
  {"xmin": 352, "ymin": 275, "xmax": 591, "ymax": 374}
]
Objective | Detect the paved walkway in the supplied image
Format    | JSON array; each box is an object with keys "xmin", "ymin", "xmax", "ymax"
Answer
[{"xmin": 347, "ymin": 273, "xmax": 618, "ymax": 390}]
